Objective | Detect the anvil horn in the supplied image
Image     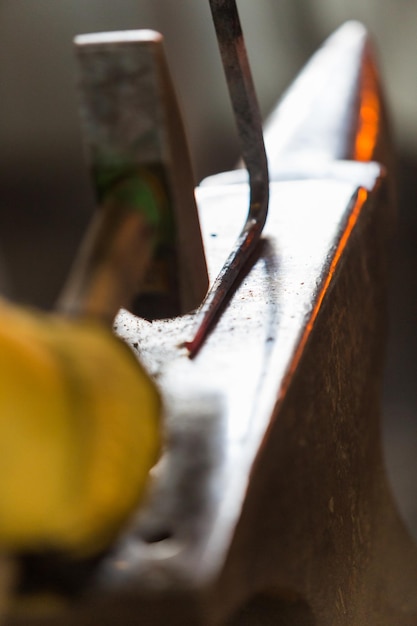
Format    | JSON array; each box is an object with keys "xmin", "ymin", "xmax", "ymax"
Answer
[{"xmin": 264, "ymin": 20, "xmax": 386, "ymax": 167}]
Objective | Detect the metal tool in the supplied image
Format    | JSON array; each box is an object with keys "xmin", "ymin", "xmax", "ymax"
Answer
[
  {"xmin": 58, "ymin": 30, "xmax": 208, "ymax": 323},
  {"xmin": 184, "ymin": 0, "xmax": 269, "ymax": 357}
]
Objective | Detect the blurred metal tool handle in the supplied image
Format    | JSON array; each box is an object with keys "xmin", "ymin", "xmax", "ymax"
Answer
[{"xmin": 58, "ymin": 30, "xmax": 208, "ymax": 323}]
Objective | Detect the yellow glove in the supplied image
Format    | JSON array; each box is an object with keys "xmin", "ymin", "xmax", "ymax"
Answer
[{"xmin": 0, "ymin": 299, "xmax": 161, "ymax": 556}]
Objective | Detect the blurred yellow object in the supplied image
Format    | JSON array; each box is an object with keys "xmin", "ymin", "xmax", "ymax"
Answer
[{"xmin": 0, "ymin": 299, "xmax": 161, "ymax": 556}]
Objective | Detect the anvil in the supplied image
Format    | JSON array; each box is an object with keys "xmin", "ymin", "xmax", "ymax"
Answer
[{"xmin": 8, "ymin": 19, "xmax": 417, "ymax": 626}]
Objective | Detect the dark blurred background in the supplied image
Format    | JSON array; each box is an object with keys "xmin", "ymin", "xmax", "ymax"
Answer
[{"xmin": 0, "ymin": 1, "xmax": 416, "ymax": 539}]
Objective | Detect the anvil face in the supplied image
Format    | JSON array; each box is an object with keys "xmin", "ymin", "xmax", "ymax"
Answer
[
  {"xmin": 94, "ymin": 159, "xmax": 408, "ymax": 626},
  {"xmin": 111, "ymin": 169, "xmax": 383, "ymax": 573}
]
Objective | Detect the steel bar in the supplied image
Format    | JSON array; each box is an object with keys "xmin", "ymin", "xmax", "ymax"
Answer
[{"xmin": 185, "ymin": 0, "xmax": 269, "ymax": 356}]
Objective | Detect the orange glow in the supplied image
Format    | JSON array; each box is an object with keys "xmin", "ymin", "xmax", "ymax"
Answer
[
  {"xmin": 354, "ymin": 61, "xmax": 380, "ymax": 162},
  {"xmin": 279, "ymin": 188, "xmax": 368, "ymax": 403}
]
